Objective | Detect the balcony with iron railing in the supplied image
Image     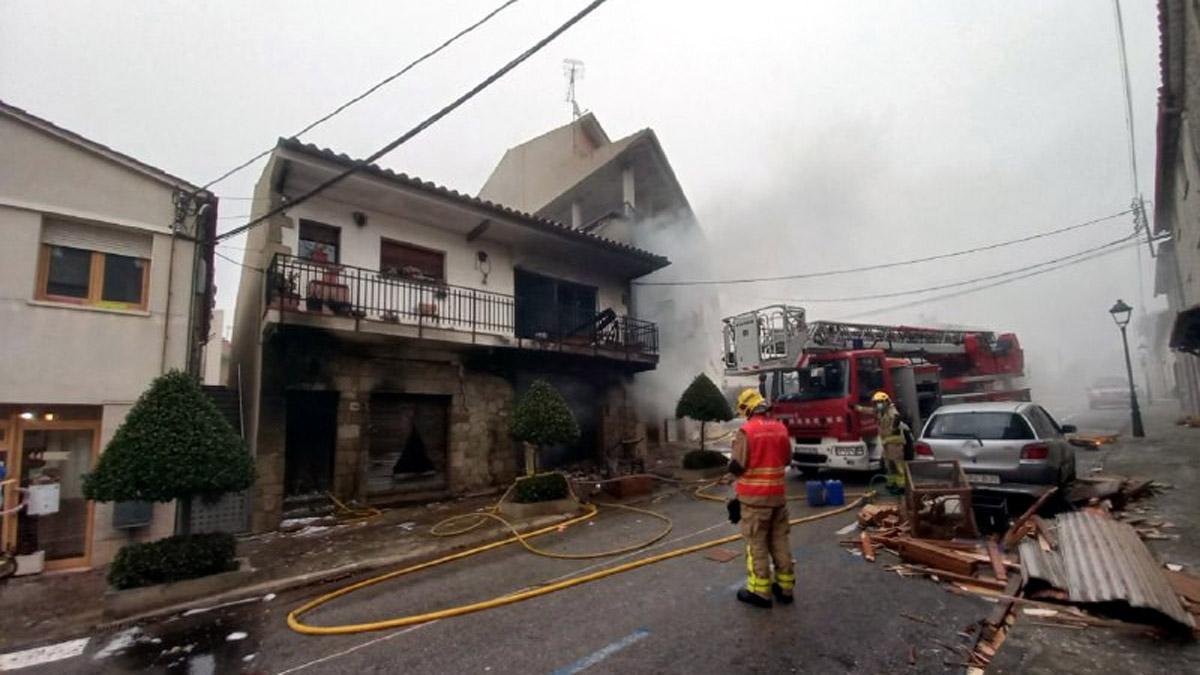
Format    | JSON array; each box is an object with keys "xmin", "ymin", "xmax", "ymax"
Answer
[{"xmin": 264, "ymin": 254, "xmax": 658, "ymax": 363}]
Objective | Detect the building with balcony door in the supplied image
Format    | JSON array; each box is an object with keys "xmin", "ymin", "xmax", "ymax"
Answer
[
  {"xmin": 229, "ymin": 139, "xmax": 668, "ymax": 530},
  {"xmin": 480, "ymin": 114, "xmax": 724, "ymax": 437}
]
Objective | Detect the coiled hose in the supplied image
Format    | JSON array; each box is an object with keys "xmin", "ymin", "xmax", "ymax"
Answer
[{"xmin": 287, "ymin": 472, "xmax": 869, "ymax": 635}]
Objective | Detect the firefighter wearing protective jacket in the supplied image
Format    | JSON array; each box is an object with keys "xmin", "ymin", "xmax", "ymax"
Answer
[
  {"xmin": 728, "ymin": 388, "xmax": 795, "ymax": 608},
  {"xmin": 874, "ymin": 391, "xmax": 906, "ymax": 492}
]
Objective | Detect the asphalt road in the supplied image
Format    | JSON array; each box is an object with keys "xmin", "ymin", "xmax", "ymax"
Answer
[{"xmin": 7, "ymin": 396, "xmax": 1127, "ymax": 674}]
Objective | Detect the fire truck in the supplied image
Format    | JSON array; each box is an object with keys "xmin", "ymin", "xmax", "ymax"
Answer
[{"xmin": 722, "ymin": 306, "xmax": 1029, "ymax": 475}]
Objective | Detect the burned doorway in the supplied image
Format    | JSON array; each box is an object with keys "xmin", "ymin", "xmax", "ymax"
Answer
[
  {"xmin": 367, "ymin": 394, "xmax": 450, "ymax": 497},
  {"xmin": 284, "ymin": 390, "xmax": 338, "ymax": 498}
]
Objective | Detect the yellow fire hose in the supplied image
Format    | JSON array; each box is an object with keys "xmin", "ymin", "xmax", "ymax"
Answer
[{"xmin": 287, "ymin": 477, "xmax": 869, "ymax": 636}]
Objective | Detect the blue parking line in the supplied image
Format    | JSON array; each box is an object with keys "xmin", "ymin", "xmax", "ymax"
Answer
[{"xmin": 550, "ymin": 629, "xmax": 651, "ymax": 675}]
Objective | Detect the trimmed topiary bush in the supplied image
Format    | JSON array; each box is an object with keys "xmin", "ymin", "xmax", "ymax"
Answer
[
  {"xmin": 511, "ymin": 379, "xmax": 580, "ymax": 475},
  {"xmin": 675, "ymin": 373, "xmax": 735, "ymax": 450},
  {"xmin": 512, "ymin": 473, "xmax": 571, "ymax": 504},
  {"xmin": 83, "ymin": 370, "xmax": 255, "ymax": 535},
  {"xmin": 107, "ymin": 533, "xmax": 238, "ymax": 590},
  {"xmin": 683, "ymin": 449, "xmax": 729, "ymax": 471}
]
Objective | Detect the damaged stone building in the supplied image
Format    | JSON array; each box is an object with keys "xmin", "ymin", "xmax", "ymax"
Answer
[{"xmin": 229, "ymin": 139, "xmax": 668, "ymax": 530}]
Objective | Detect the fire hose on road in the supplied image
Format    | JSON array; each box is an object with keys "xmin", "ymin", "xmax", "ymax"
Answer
[{"xmin": 287, "ymin": 475, "xmax": 870, "ymax": 636}]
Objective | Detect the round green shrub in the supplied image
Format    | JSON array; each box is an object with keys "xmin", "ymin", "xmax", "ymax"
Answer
[
  {"xmin": 513, "ymin": 473, "xmax": 571, "ymax": 504},
  {"xmin": 83, "ymin": 370, "xmax": 255, "ymax": 505},
  {"xmin": 107, "ymin": 533, "xmax": 238, "ymax": 590},
  {"xmin": 511, "ymin": 380, "xmax": 581, "ymax": 449}
]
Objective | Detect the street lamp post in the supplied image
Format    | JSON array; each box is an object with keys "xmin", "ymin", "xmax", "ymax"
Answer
[{"xmin": 1109, "ymin": 299, "xmax": 1146, "ymax": 438}]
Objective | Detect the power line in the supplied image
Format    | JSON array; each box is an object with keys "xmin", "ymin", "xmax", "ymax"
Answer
[
  {"xmin": 1112, "ymin": 0, "xmax": 1140, "ymax": 199},
  {"xmin": 214, "ymin": 0, "xmax": 609, "ymax": 244},
  {"xmin": 198, "ymin": 0, "xmax": 521, "ymax": 193},
  {"xmin": 840, "ymin": 238, "xmax": 1144, "ymax": 320},
  {"xmin": 632, "ymin": 209, "xmax": 1133, "ymax": 287},
  {"xmin": 214, "ymin": 248, "xmax": 263, "ymax": 273},
  {"xmin": 762, "ymin": 235, "xmax": 1138, "ymax": 304}
]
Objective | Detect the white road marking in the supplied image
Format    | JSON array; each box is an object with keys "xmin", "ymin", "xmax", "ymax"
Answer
[
  {"xmin": 550, "ymin": 629, "xmax": 650, "ymax": 675},
  {"xmin": 0, "ymin": 638, "xmax": 90, "ymax": 671},
  {"xmin": 273, "ymin": 622, "xmax": 436, "ymax": 675}
]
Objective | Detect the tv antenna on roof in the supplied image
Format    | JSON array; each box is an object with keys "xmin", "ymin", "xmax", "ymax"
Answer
[{"xmin": 563, "ymin": 58, "xmax": 585, "ymax": 119}]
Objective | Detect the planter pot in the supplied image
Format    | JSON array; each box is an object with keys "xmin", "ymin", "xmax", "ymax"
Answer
[
  {"xmin": 270, "ymin": 293, "xmax": 301, "ymax": 311},
  {"xmin": 103, "ymin": 558, "xmax": 255, "ymax": 620},
  {"xmin": 677, "ymin": 465, "xmax": 728, "ymax": 483},
  {"xmin": 603, "ymin": 475, "xmax": 654, "ymax": 499},
  {"xmin": 14, "ymin": 550, "xmax": 45, "ymax": 577},
  {"xmin": 417, "ymin": 302, "xmax": 439, "ymax": 318},
  {"xmin": 498, "ymin": 497, "xmax": 579, "ymax": 520}
]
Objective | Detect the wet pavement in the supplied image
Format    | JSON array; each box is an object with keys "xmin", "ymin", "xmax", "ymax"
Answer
[{"xmin": 3, "ymin": 397, "xmax": 1191, "ymax": 674}]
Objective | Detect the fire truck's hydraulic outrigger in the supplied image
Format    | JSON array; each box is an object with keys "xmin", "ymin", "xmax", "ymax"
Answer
[{"xmin": 723, "ymin": 306, "xmax": 1030, "ymax": 475}]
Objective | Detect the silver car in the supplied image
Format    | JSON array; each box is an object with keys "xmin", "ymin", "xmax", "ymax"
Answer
[{"xmin": 915, "ymin": 402, "xmax": 1077, "ymax": 496}]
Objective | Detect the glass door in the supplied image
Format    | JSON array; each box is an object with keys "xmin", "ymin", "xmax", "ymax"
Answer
[{"xmin": 16, "ymin": 426, "xmax": 97, "ymax": 568}]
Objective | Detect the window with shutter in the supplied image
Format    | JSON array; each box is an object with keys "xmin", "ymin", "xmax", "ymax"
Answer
[
  {"xmin": 36, "ymin": 218, "xmax": 151, "ymax": 311},
  {"xmin": 380, "ymin": 239, "xmax": 445, "ymax": 281}
]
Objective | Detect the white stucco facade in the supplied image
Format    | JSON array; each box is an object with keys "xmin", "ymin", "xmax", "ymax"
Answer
[{"xmin": 0, "ymin": 103, "xmax": 214, "ymax": 567}]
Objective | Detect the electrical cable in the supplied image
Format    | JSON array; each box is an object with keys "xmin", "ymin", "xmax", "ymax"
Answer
[
  {"xmin": 840, "ymin": 236, "xmax": 1143, "ymax": 320},
  {"xmin": 632, "ymin": 209, "xmax": 1133, "ymax": 287},
  {"xmin": 763, "ymin": 234, "xmax": 1138, "ymax": 304},
  {"xmin": 197, "ymin": 0, "xmax": 522, "ymax": 193},
  {"xmin": 215, "ymin": 0, "xmax": 610, "ymax": 244}
]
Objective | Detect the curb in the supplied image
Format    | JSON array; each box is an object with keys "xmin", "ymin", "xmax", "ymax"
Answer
[{"xmin": 94, "ymin": 509, "xmax": 578, "ymax": 631}]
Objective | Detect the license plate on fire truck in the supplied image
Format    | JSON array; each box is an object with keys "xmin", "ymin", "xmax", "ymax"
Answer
[{"xmin": 966, "ymin": 473, "xmax": 1001, "ymax": 485}]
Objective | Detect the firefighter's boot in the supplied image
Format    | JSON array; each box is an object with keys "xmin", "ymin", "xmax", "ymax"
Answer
[
  {"xmin": 771, "ymin": 583, "xmax": 794, "ymax": 605},
  {"xmin": 736, "ymin": 588, "xmax": 773, "ymax": 608}
]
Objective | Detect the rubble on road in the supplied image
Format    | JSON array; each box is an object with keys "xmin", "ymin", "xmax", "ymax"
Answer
[{"xmin": 841, "ymin": 466, "xmax": 1198, "ymax": 663}]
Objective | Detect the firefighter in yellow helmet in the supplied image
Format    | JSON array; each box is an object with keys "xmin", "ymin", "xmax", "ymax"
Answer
[
  {"xmin": 727, "ymin": 388, "xmax": 795, "ymax": 608},
  {"xmin": 873, "ymin": 391, "xmax": 906, "ymax": 492}
]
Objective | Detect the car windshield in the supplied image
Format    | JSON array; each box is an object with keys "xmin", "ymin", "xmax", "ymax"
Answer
[
  {"xmin": 777, "ymin": 359, "xmax": 849, "ymax": 402},
  {"xmin": 924, "ymin": 412, "xmax": 1034, "ymax": 441}
]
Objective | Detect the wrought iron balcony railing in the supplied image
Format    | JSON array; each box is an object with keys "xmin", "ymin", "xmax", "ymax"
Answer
[{"xmin": 265, "ymin": 254, "xmax": 658, "ymax": 357}]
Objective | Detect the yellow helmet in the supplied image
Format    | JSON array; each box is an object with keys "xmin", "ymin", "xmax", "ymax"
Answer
[
  {"xmin": 736, "ymin": 389, "xmax": 766, "ymax": 417},
  {"xmin": 871, "ymin": 391, "xmax": 891, "ymax": 403}
]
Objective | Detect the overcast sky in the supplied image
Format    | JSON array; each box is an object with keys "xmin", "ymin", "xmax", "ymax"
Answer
[{"xmin": 1, "ymin": 1, "xmax": 1164, "ymax": 393}]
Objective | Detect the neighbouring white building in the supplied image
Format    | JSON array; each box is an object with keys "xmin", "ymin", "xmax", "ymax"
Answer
[
  {"xmin": 0, "ymin": 101, "xmax": 218, "ymax": 569},
  {"xmin": 230, "ymin": 139, "xmax": 669, "ymax": 530}
]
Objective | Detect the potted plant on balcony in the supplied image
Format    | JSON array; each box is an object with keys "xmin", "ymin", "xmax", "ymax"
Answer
[
  {"xmin": 304, "ymin": 251, "xmax": 351, "ymax": 315},
  {"xmin": 267, "ymin": 269, "xmax": 300, "ymax": 311}
]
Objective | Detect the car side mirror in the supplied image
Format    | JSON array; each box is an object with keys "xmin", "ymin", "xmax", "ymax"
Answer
[{"xmin": 1061, "ymin": 424, "xmax": 1077, "ymax": 434}]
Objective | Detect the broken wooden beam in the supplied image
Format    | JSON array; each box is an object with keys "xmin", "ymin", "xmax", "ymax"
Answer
[
  {"xmin": 904, "ymin": 565, "xmax": 1007, "ymax": 591},
  {"xmin": 861, "ymin": 532, "xmax": 876, "ymax": 562},
  {"xmin": 899, "ymin": 538, "xmax": 979, "ymax": 576},
  {"xmin": 986, "ymin": 540, "xmax": 1008, "ymax": 583},
  {"xmin": 1003, "ymin": 487, "xmax": 1058, "ymax": 548}
]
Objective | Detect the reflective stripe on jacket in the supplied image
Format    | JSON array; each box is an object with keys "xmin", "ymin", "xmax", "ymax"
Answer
[{"xmin": 735, "ymin": 416, "xmax": 792, "ymax": 499}]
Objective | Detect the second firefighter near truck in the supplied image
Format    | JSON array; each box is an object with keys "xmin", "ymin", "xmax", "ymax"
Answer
[{"xmin": 727, "ymin": 388, "xmax": 795, "ymax": 608}]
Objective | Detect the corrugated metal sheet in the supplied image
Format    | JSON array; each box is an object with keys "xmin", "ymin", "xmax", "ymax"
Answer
[
  {"xmin": 1019, "ymin": 539, "xmax": 1068, "ymax": 591},
  {"xmin": 1055, "ymin": 511, "xmax": 1194, "ymax": 629}
]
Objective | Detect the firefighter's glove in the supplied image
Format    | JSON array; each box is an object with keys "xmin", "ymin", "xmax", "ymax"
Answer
[{"xmin": 727, "ymin": 498, "xmax": 741, "ymax": 525}]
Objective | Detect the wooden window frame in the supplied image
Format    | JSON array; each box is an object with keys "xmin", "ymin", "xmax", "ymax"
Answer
[
  {"xmin": 380, "ymin": 238, "xmax": 446, "ymax": 282},
  {"xmin": 36, "ymin": 244, "xmax": 150, "ymax": 311}
]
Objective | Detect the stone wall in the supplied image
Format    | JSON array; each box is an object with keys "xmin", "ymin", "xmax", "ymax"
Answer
[{"xmin": 250, "ymin": 333, "xmax": 518, "ymax": 532}]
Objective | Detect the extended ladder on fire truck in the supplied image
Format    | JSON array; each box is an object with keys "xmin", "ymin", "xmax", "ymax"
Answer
[
  {"xmin": 723, "ymin": 305, "xmax": 1027, "ymax": 403},
  {"xmin": 806, "ymin": 321, "xmax": 996, "ymax": 355}
]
